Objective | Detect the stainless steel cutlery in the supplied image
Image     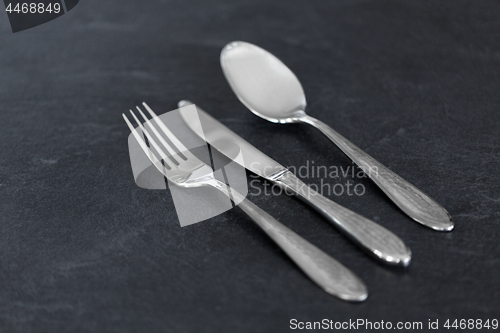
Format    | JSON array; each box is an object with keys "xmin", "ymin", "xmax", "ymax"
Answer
[
  {"xmin": 178, "ymin": 100, "xmax": 411, "ymax": 267},
  {"xmin": 123, "ymin": 102, "xmax": 368, "ymax": 302},
  {"xmin": 122, "ymin": 40, "xmax": 454, "ymax": 301},
  {"xmin": 220, "ymin": 41, "xmax": 453, "ymax": 232}
]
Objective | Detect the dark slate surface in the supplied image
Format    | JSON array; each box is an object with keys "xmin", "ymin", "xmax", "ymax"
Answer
[{"xmin": 0, "ymin": 0, "xmax": 499, "ymax": 332}]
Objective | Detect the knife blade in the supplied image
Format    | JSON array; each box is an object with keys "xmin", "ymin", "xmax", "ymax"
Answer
[
  {"xmin": 179, "ymin": 100, "xmax": 411, "ymax": 267},
  {"xmin": 178, "ymin": 102, "xmax": 287, "ymax": 180}
]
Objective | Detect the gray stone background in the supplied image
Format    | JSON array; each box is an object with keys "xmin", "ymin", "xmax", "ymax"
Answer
[{"xmin": 0, "ymin": 0, "xmax": 499, "ymax": 332}]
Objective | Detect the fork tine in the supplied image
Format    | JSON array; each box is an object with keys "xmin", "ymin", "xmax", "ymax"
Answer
[
  {"xmin": 128, "ymin": 110, "xmax": 175, "ymax": 168},
  {"xmin": 122, "ymin": 113, "xmax": 170, "ymax": 176},
  {"xmin": 135, "ymin": 106, "xmax": 182, "ymax": 164},
  {"xmin": 142, "ymin": 102, "xmax": 191, "ymax": 157}
]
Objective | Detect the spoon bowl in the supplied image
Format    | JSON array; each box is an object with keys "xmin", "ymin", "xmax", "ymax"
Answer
[{"xmin": 221, "ymin": 41, "xmax": 306, "ymax": 123}]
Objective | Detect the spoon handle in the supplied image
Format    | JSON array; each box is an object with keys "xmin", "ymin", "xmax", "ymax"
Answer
[
  {"xmin": 274, "ymin": 171, "xmax": 411, "ymax": 266},
  {"xmin": 212, "ymin": 181, "xmax": 368, "ymax": 302},
  {"xmin": 299, "ymin": 115, "xmax": 453, "ymax": 231}
]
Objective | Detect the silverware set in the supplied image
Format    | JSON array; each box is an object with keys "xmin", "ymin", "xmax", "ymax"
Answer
[{"xmin": 122, "ymin": 41, "xmax": 453, "ymax": 302}]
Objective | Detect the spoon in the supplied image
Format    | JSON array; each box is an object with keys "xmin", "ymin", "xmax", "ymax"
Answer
[{"xmin": 220, "ymin": 41, "xmax": 453, "ymax": 231}]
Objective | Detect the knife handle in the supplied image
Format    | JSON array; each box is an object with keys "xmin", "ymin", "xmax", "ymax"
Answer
[
  {"xmin": 299, "ymin": 115, "xmax": 453, "ymax": 232},
  {"xmin": 273, "ymin": 171, "xmax": 411, "ymax": 266},
  {"xmin": 211, "ymin": 180, "xmax": 367, "ymax": 301}
]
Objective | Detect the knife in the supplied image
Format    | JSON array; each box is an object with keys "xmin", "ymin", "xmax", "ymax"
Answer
[{"xmin": 179, "ymin": 100, "xmax": 411, "ymax": 267}]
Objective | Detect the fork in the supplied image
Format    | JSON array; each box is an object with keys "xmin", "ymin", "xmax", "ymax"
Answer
[{"xmin": 122, "ymin": 102, "xmax": 368, "ymax": 301}]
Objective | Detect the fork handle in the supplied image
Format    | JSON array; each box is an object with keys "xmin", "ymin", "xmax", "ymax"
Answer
[
  {"xmin": 273, "ymin": 171, "xmax": 411, "ymax": 266},
  {"xmin": 210, "ymin": 181, "xmax": 367, "ymax": 302},
  {"xmin": 298, "ymin": 115, "xmax": 453, "ymax": 231}
]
